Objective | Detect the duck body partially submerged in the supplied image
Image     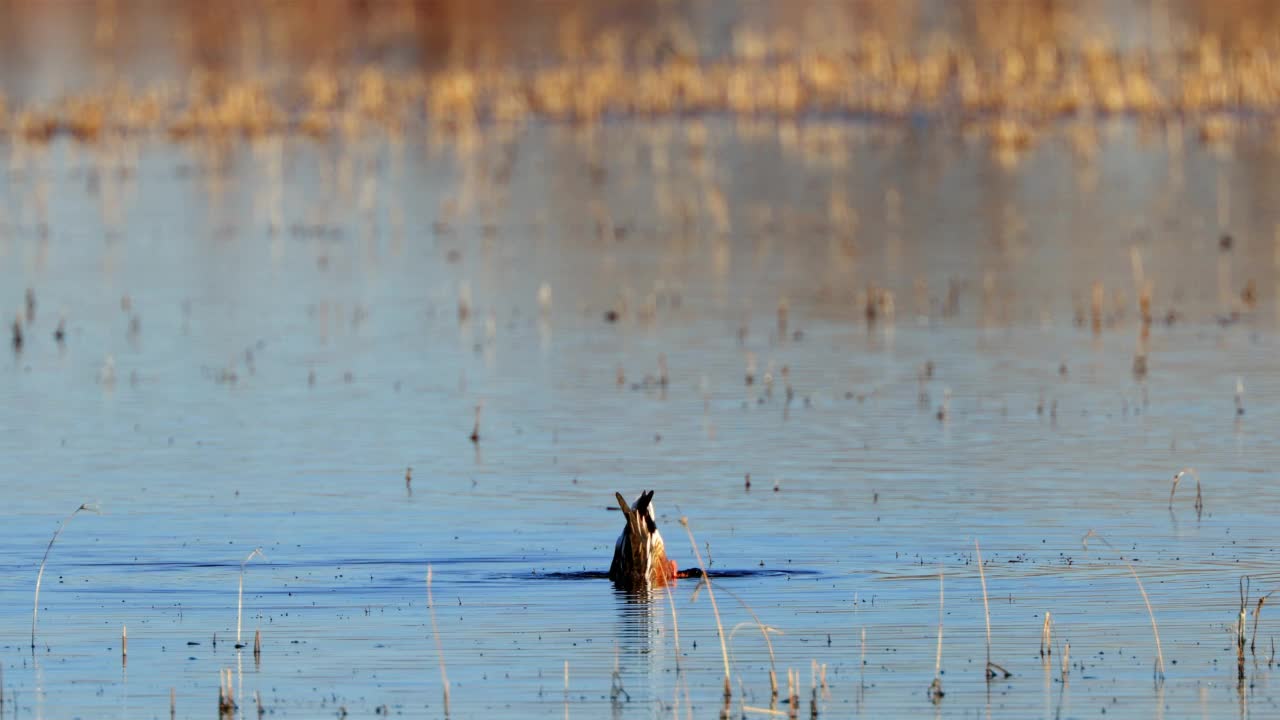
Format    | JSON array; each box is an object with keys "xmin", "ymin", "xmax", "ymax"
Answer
[{"xmin": 608, "ymin": 490, "xmax": 677, "ymax": 591}]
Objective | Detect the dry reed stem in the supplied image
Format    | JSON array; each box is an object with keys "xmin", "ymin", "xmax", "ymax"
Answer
[
  {"xmin": 32, "ymin": 503, "xmax": 97, "ymax": 649},
  {"xmin": 218, "ymin": 668, "xmax": 236, "ymax": 715},
  {"xmin": 237, "ymin": 548, "xmax": 264, "ymax": 645},
  {"xmin": 717, "ymin": 584, "xmax": 781, "ymax": 700},
  {"xmin": 1083, "ymin": 530, "xmax": 1165, "ymax": 682},
  {"xmin": 1237, "ymin": 576, "xmax": 1249, "ymax": 681},
  {"xmin": 170, "ymin": 687, "xmax": 175, "ymax": 720},
  {"xmin": 929, "ymin": 569, "xmax": 945, "ymax": 703},
  {"xmin": 679, "ymin": 516, "xmax": 731, "ymax": 698},
  {"xmin": 974, "ymin": 540, "xmax": 1009, "ymax": 679},
  {"xmin": 1061, "ymin": 642, "xmax": 1070, "ymax": 683},
  {"xmin": 122, "ymin": 625, "xmax": 127, "ymax": 665},
  {"xmin": 426, "ymin": 566, "xmax": 451, "ymax": 717},
  {"xmin": 1040, "ymin": 612, "xmax": 1052, "ymax": 659},
  {"xmin": 742, "ymin": 706, "xmax": 787, "ymax": 716},
  {"xmin": 1168, "ymin": 467, "xmax": 1203, "ymax": 515},
  {"xmin": 1252, "ymin": 592, "xmax": 1274, "ymax": 654}
]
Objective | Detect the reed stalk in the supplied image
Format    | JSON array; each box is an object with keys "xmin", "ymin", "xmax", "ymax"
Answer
[
  {"xmin": 679, "ymin": 516, "xmax": 731, "ymax": 699},
  {"xmin": 1168, "ymin": 467, "xmax": 1203, "ymax": 515},
  {"xmin": 32, "ymin": 503, "xmax": 97, "ymax": 649},
  {"xmin": 975, "ymin": 540, "xmax": 1009, "ymax": 679},
  {"xmin": 237, "ymin": 548, "xmax": 264, "ymax": 645},
  {"xmin": 1083, "ymin": 530, "xmax": 1164, "ymax": 682},
  {"xmin": 426, "ymin": 566, "xmax": 451, "ymax": 717},
  {"xmin": 929, "ymin": 569, "xmax": 945, "ymax": 703}
]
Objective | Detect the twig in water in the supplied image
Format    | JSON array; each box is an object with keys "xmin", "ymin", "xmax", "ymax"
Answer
[
  {"xmin": 929, "ymin": 570, "xmax": 945, "ymax": 703},
  {"xmin": 1253, "ymin": 592, "xmax": 1275, "ymax": 655},
  {"xmin": 718, "ymin": 584, "xmax": 781, "ymax": 701},
  {"xmin": 1083, "ymin": 530, "xmax": 1165, "ymax": 683},
  {"xmin": 1168, "ymin": 467, "xmax": 1203, "ymax": 516},
  {"xmin": 975, "ymin": 540, "xmax": 1010, "ymax": 679},
  {"xmin": 679, "ymin": 516, "xmax": 731, "ymax": 699},
  {"xmin": 1040, "ymin": 612, "xmax": 1053, "ymax": 660},
  {"xmin": 237, "ymin": 548, "xmax": 264, "ymax": 646},
  {"xmin": 122, "ymin": 625, "xmax": 127, "ymax": 665},
  {"xmin": 1237, "ymin": 576, "xmax": 1250, "ymax": 681},
  {"xmin": 426, "ymin": 566, "xmax": 451, "ymax": 717},
  {"xmin": 218, "ymin": 668, "xmax": 236, "ymax": 716},
  {"xmin": 32, "ymin": 503, "xmax": 99, "ymax": 649},
  {"xmin": 469, "ymin": 401, "xmax": 483, "ymax": 443}
]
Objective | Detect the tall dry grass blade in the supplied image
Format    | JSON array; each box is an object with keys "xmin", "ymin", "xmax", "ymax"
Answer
[
  {"xmin": 679, "ymin": 516, "xmax": 731, "ymax": 699},
  {"xmin": 237, "ymin": 547, "xmax": 264, "ymax": 645},
  {"xmin": 929, "ymin": 569, "xmax": 945, "ymax": 703},
  {"xmin": 1061, "ymin": 641, "xmax": 1070, "ymax": 683},
  {"xmin": 717, "ymin": 584, "xmax": 781, "ymax": 700},
  {"xmin": 1083, "ymin": 530, "xmax": 1165, "ymax": 682},
  {"xmin": 1168, "ymin": 467, "xmax": 1203, "ymax": 515},
  {"xmin": 975, "ymin": 540, "xmax": 1009, "ymax": 679},
  {"xmin": 426, "ymin": 566, "xmax": 451, "ymax": 717},
  {"xmin": 122, "ymin": 625, "xmax": 127, "ymax": 666},
  {"xmin": 32, "ymin": 503, "xmax": 97, "ymax": 649}
]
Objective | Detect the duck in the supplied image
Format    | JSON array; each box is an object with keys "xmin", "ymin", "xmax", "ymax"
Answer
[{"xmin": 609, "ymin": 491, "xmax": 700, "ymax": 590}]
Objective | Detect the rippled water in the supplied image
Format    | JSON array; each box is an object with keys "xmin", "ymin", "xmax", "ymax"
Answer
[{"xmin": 2, "ymin": 60, "xmax": 1280, "ymax": 720}]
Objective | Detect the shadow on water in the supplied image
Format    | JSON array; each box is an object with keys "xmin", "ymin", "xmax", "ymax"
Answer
[{"xmin": 513, "ymin": 568, "xmax": 821, "ymax": 581}]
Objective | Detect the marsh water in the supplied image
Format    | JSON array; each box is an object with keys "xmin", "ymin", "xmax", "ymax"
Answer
[{"xmin": 3, "ymin": 4, "xmax": 1280, "ymax": 720}]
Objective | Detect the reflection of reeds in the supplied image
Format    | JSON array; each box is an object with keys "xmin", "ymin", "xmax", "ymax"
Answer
[
  {"xmin": 32, "ymin": 503, "xmax": 98, "ymax": 649},
  {"xmin": 679, "ymin": 516, "xmax": 731, "ymax": 700},
  {"xmin": 426, "ymin": 566, "xmax": 451, "ymax": 717},
  {"xmin": 1083, "ymin": 530, "xmax": 1165, "ymax": 682}
]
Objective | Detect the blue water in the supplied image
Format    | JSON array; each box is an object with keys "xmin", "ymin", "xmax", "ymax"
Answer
[{"xmin": 0, "ymin": 115, "xmax": 1278, "ymax": 719}]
